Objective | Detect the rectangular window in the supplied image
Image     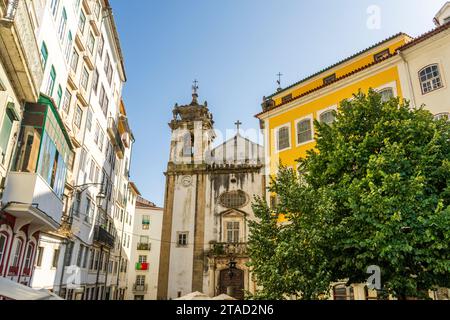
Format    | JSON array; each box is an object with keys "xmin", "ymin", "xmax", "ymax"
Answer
[
  {"xmin": 52, "ymin": 249, "xmax": 60, "ymax": 268},
  {"xmin": 281, "ymin": 94, "xmax": 293, "ymax": 104},
  {"xmin": 98, "ymin": 35, "xmax": 104, "ymax": 58},
  {"xmin": 142, "ymin": 215, "xmax": 150, "ymax": 230},
  {"xmin": 50, "ymin": 0, "xmax": 59, "ymax": 17},
  {"xmin": 92, "ymin": 69, "xmax": 99, "ymax": 94},
  {"xmin": 79, "ymin": 11, "xmax": 86, "ymax": 33},
  {"xmin": 76, "ymin": 245, "xmax": 83, "ymax": 267},
  {"xmin": 226, "ymin": 222, "xmax": 240, "ymax": 243},
  {"xmin": 40, "ymin": 42, "xmax": 48, "ymax": 68},
  {"xmin": 80, "ymin": 67, "xmax": 89, "ymax": 90},
  {"xmin": 65, "ymin": 31, "xmax": 73, "ymax": 62},
  {"xmin": 94, "ymin": 123, "xmax": 100, "ymax": 144},
  {"xmin": 58, "ymin": 8, "xmax": 67, "ymax": 40},
  {"xmin": 138, "ymin": 255, "xmax": 147, "ymax": 263},
  {"xmin": 136, "ymin": 275, "xmax": 145, "ymax": 286},
  {"xmin": 374, "ymin": 49, "xmax": 390, "ymax": 62},
  {"xmin": 62, "ymin": 89, "xmax": 71, "ymax": 114},
  {"xmin": 323, "ymin": 73, "xmax": 336, "ymax": 85},
  {"xmin": 297, "ymin": 118, "xmax": 313, "ymax": 144},
  {"xmin": 79, "ymin": 148, "xmax": 87, "ymax": 172},
  {"xmin": 74, "ymin": 105, "xmax": 83, "ymax": 128},
  {"xmin": 0, "ymin": 107, "xmax": 15, "ymax": 165},
  {"xmin": 87, "ymin": 32, "xmax": 95, "ymax": 54},
  {"xmin": 70, "ymin": 49, "xmax": 79, "ymax": 72},
  {"xmin": 46, "ymin": 66, "xmax": 56, "ymax": 96},
  {"xmin": 56, "ymin": 85, "xmax": 63, "ymax": 108},
  {"xmin": 98, "ymin": 131, "xmax": 104, "ymax": 152},
  {"xmin": 104, "ymin": 53, "xmax": 110, "ymax": 74},
  {"xmin": 177, "ymin": 232, "xmax": 188, "ymax": 247},
  {"xmin": 86, "ymin": 108, "xmax": 93, "ymax": 132},
  {"xmin": 277, "ymin": 126, "xmax": 290, "ymax": 151},
  {"xmin": 35, "ymin": 246, "xmax": 44, "ymax": 267},
  {"xmin": 99, "ymin": 85, "xmax": 108, "ymax": 116}
]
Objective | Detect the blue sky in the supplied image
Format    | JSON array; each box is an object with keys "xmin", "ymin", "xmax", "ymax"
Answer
[{"xmin": 110, "ymin": 0, "xmax": 444, "ymax": 206}]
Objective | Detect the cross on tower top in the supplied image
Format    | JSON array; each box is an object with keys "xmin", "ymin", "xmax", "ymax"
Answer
[
  {"xmin": 276, "ymin": 72, "xmax": 283, "ymax": 91},
  {"xmin": 235, "ymin": 120, "xmax": 242, "ymax": 133},
  {"xmin": 192, "ymin": 79, "xmax": 199, "ymax": 95}
]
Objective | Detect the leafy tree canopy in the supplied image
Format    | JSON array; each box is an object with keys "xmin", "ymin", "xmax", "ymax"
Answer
[{"xmin": 248, "ymin": 90, "xmax": 450, "ymax": 300}]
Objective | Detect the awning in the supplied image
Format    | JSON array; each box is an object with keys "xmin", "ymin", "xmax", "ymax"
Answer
[{"xmin": 0, "ymin": 277, "xmax": 64, "ymax": 300}]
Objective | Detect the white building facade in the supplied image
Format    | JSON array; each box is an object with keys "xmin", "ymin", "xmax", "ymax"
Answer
[{"xmin": 125, "ymin": 195, "xmax": 163, "ymax": 300}]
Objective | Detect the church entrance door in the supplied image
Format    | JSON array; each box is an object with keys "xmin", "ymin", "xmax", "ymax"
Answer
[{"xmin": 219, "ymin": 268, "xmax": 244, "ymax": 300}]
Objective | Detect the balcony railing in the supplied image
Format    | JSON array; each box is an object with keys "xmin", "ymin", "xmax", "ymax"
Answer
[
  {"xmin": 209, "ymin": 243, "xmax": 247, "ymax": 257},
  {"xmin": 94, "ymin": 226, "xmax": 115, "ymax": 248},
  {"xmin": 107, "ymin": 117, "xmax": 125, "ymax": 159},
  {"xmin": 132, "ymin": 284, "xmax": 148, "ymax": 293},
  {"xmin": 0, "ymin": 0, "xmax": 43, "ymax": 102},
  {"xmin": 137, "ymin": 243, "xmax": 151, "ymax": 251}
]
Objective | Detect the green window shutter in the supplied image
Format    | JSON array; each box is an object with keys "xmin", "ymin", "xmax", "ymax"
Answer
[
  {"xmin": 49, "ymin": 66, "xmax": 56, "ymax": 96},
  {"xmin": 41, "ymin": 42, "xmax": 48, "ymax": 68},
  {"xmin": 0, "ymin": 108, "xmax": 15, "ymax": 163},
  {"xmin": 57, "ymin": 85, "xmax": 63, "ymax": 108}
]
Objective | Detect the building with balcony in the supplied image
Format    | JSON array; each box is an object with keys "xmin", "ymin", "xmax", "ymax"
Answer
[{"xmin": 125, "ymin": 195, "xmax": 162, "ymax": 300}]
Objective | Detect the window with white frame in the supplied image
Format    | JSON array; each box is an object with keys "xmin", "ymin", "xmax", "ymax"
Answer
[
  {"xmin": 379, "ymin": 87, "xmax": 394, "ymax": 102},
  {"xmin": 12, "ymin": 238, "xmax": 23, "ymax": 267},
  {"xmin": 226, "ymin": 221, "xmax": 240, "ymax": 243},
  {"xmin": 276, "ymin": 125, "xmax": 290, "ymax": 151},
  {"xmin": 0, "ymin": 234, "xmax": 7, "ymax": 266},
  {"xmin": 58, "ymin": 8, "xmax": 67, "ymax": 40},
  {"xmin": 62, "ymin": 89, "xmax": 71, "ymax": 114},
  {"xmin": 177, "ymin": 232, "xmax": 188, "ymax": 247},
  {"xmin": 419, "ymin": 64, "xmax": 443, "ymax": 94},
  {"xmin": 297, "ymin": 118, "xmax": 313, "ymax": 144},
  {"xmin": 319, "ymin": 109, "xmax": 336, "ymax": 125}
]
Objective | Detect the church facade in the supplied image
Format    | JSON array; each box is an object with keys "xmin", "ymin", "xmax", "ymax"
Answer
[{"xmin": 157, "ymin": 89, "xmax": 265, "ymax": 300}]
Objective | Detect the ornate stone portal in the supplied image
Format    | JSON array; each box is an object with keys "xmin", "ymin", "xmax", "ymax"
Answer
[{"xmin": 157, "ymin": 85, "xmax": 265, "ymax": 300}]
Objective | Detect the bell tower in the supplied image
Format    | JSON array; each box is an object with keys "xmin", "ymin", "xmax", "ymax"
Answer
[{"xmin": 158, "ymin": 83, "xmax": 215, "ymax": 299}]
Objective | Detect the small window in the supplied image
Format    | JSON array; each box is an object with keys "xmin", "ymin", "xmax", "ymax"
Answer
[
  {"xmin": 419, "ymin": 64, "xmax": 443, "ymax": 94},
  {"xmin": 323, "ymin": 74, "xmax": 336, "ymax": 85},
  {"xmin": 374, "ymin": 49, "xmax": 390, "ymax": 62},
  {"xmin": 62, "ymin": 89, "xmax": 71, "ymax": 114},
  {"xmin": 276, "ymin": 126, "xmax": 290, "ymax": 151},
  {"xmin": 142, "ymin": 215, "xmax": 150, "ymax": 230},
  {"xmin": 80, "ymin": 67, "xmax": 90, "ymax": 90},
  {"xmin": 281, "ymin": 94, "xmax": 293, "ymax": 104},
  {"xmin": 46, "ymin": 66, "xmax": 56, "ymax": 96},
  {"xmin": 138, "ymin": 255, "xmax": 147, "ymax": 263},
  {"xmin": 0, "ymin": 234, "xmax": 8, "ymax": 266},
  {"xmin": 79, "ymin": 10, "xmax": 86, "ymax": 33},
  {"xmin": 319, "ymin": 110, "xmax": 336, "ymax": 125},
  {"xmin": 35, "ymin": 246, "xmax": 44, "ymax": 267},
  {"xmin": 297, "ymin": 118, "xmax": 313, "ymax": 144},
  {"xmin": 40, "ymin": 42, "xmax": 48, "ymax": 68},
  {"xmin": 70, "ymin": 49, "xmax": 79, "ymax": 72},
  {"xmin": 74, "ymin": 105, "xmax": 83, "ymax": 128},
  {"xmin": 56, "ymin": 85, "xmax": 63, "ymax": 108},
  {"xmin": 379, "ymin": 87, "xmax": 394, "ymax": 102},
  {"xmin": 177, "ymin": 232, "xmax": 188, "ymax": 247},
  {"xmin": 52, "ymin": 249, "xmax": 60, "ymax": 268}
]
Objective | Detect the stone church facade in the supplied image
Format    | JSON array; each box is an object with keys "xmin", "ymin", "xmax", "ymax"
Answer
[{"xmin": 157, "ymin": 89, "xmax": 265, "ymax": 300}]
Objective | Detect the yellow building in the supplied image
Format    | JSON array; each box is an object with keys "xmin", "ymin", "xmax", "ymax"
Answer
[{"xmin": 256, "ymin": 3, "xmax": 450, "ymax": 300}]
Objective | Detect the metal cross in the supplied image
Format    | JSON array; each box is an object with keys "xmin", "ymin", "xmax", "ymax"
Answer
[
  {"xmin": 192, "ymin": 79, "xmax": 199, "ymax": 94},
  {"xmin": 276, "ymin": 72, "xmax": 283, "ymax": 88},
  {"xmin": 234, "ymin": 120, "xmax": 242, "ymax": 132}
]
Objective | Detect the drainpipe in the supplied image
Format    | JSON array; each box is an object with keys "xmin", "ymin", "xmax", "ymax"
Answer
[
  {"xmin": 115, "ymin": 202, "xmax": 127, "ymax": 300},
  {"xmin": 399, "ymin": 51, "xmax": 418, "ymax": 108}
]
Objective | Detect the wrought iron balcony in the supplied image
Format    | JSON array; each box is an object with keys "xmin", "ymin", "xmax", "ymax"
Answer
[
  {"xmin": 137, "ymin": 243, "xmax": 151, "ymax": 251},
  {"xmin": 133, "ymin": 284, "xmax": 148, "ymax": 293},
  {"xmin": 209, "ymin": 242, "xmax": 247, "ymax": 257},
  {"xmin": 94, "ymin": 226, "xmax": 115, "ymax": 248}
]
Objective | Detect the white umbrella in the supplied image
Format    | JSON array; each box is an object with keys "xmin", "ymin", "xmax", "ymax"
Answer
[
  {"xmin": 0, "ymin": 277, "xmax": 64, "ymax": 300},
  {"xmin": 175, "ymin": 292, "xmax": 212, "ymax": 300}
]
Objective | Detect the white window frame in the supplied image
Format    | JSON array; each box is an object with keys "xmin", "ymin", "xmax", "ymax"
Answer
[
  {"xmin": 318, "ymin": 105, "xmax": 338, "ymax": 125},
  {"xmin": 418, "ymin": 63, "xmax": 445, "ymax": 95},
  {"xmin": 375, "ymin": 81, "xmax": 398, "ymax": 100},
  {"xmin": 295, "ymin": 114, "xmax": 315, "ymax": 147},
  {"xmin": 274, "ymin": 123, "xmax": 291, "ymax": 153}
]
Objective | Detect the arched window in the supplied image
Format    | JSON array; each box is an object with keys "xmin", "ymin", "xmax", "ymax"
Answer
[
  {"xmin": 419, "ymin": 64, "xmax": 443, "ymax": 94},
  {"xmin": 379, "ymin": 87, "xmax": 394, "ymax": 102},
  {"xmin": 182, "ymin": 132, "xmax": 194, "ymax": 157},
  {"xmin": 333, "ymin": 284, "xmax": 354, "ymax": 300},
  {"xmin": 12, "ymin": 238, "xmax": 23, "ymax": 267},
  {"xmin": 319, "ymin": 110, "xmax": 336, "ymax": 125},
  {"xmin": 23, "ymin": 242, "xmax": 35, "ymax": 272},
  {"xmin": 0, "ymin": 233, "xmax": 8, "ymax": 268},
  {"xmin": 297, "ymin": 118, "xmax": 313, "ymax": 144}
]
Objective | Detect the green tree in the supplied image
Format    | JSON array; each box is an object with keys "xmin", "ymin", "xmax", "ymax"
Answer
[{"xmin": 248, "ymin": 90, "xmax": 450, "ymax": 300}]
